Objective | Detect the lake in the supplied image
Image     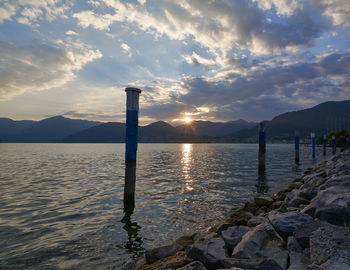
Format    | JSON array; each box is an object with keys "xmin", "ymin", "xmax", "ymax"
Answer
[{"xmin": 0, "ymin": 143, "xmax": 331, "ymax": 269}]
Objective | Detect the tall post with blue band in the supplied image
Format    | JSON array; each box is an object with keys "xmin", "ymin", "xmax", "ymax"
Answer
[
  {"xmin": 258, "ymin": 121, "xmax": 266, "ymax": 170},
  {"xmin": 295, "ymin": 130, "xmax": 300, "ymax": 163},
  {"xmin": 125, "ymin": 87, "xmax": 141, "ymax": 162},
  {"xmin": 311, "ymin": 132, "xmax": 316, "ymax": 159}
]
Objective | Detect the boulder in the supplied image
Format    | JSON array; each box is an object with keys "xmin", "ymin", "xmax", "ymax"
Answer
[
  {"xmin": 138, "ymin": 251, "xmax": 192, "ymax": 270},
  {"xmin": 268, "ymin": 211, "xmax": 313, "ymax": 239},
  {"xmin": 260, "ymin": 247, "xmax": 288, "ymax": 269},
  {"xmin": 232, "ymin": 223, "xmax": 285, "ymax": 260},
  {"xmin": 220, "ymin": 257, "xmax": 283, "ymax": 270},
  {"xmin": 310, "ymin": 225, "xmax": 350, "ymax": 265},
  {"xmin": 221, "ymin": 226, "xmax": 250, "ymax": 251},
  {"xmin": 254, "ymin": 196, "xmax": 274, "ymax": 206},
  {"xmin": 145, "ymin": 242, "xmax": 183, "ymax": 264},
  {"xmin": 287, "ymin": 236, "xmax": 302, "ymax": 253},
  {"xmin": 185, "ymin": 236, "xmax": 228, "ymax": 269},
  {"xmin": 247, "ymin": 216, "xmax": 267, "ymax": 227},
  {"xmin": 293, "ymin": 220, "xmax": 329, "ymax": 249},
  {"xmin": 177, "ymin": 261, "xmax": 207, "ymax": 270},
  {"xmin": 288, "ymin": 251, "xmax": 310, "ymax": 270},
  {"xmin": 319, "ymin": 250, "xmax": 350, "ymax": 270},
  {"xmin": 299, "ymin": 183, "xmax": 318, "ymax": 201}
]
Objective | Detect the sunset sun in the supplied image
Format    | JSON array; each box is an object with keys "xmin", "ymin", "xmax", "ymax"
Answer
[{"xmin": 184, "ymin": 117, "xmax": 192, "ymax": 124}]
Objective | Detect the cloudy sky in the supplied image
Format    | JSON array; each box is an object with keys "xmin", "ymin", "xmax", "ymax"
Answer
[{"xmin": 0, "ymin": 0, "xmax": 350, "ymax": 124}]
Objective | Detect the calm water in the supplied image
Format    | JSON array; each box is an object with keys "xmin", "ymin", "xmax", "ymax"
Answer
[{"xmin": 0, "ymin": 143, "xmax": 331, "ymax": 269}]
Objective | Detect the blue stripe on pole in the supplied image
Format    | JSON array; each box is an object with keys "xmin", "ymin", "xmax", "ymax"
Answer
[
  {"xmin": 259, "ymin": 131, "xmax": 266, "ymax": 152},
  {"xmin": 332, "ymin": 138, "xmax": 336, "ymax": 147},
  {"xmin": 125, "ymin": 109, "xmax": 139, "ymax": 161},
  {"xmin": 295, "ymin": 136, "xmax": 299, "ymax": 150},
  {"xmin": 323, "ymin": 138, "xmax": 327, "ymax": 148}
]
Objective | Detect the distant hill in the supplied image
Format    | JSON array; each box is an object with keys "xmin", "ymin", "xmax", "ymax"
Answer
[
  {"xmin": 175, "ymin": 119, "xmax": 255, "ymax": 137},
  {"xmin": 0, "ymin": 116, "xmax": 100, "ymax": 142},
  {"xmin": 61, "ymin": 121, "xmax": 206, "ymax": 143},
  {"xmin": 218, "ymin": 100, "xmax": 350, "ymax": 142}
]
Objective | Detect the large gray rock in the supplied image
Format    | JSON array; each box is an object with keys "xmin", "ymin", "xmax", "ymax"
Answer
[
  {"xmin": 221, "ymin": 226, "xmax": 250, "ymax": 251},
  {"xmin": 293, "ymin": 220, "xmax": 329, "ymax": 249},
  {"xmin": 177, "ymin": 261, "xmax": 207, "ymax": 270},
  {"xmin": 185, "ymin": 236, "xmax": 227, "ymax": 269},
  {"xmin": 268, "ymin": 211, "xmax": 313, "ymax": 239},
  {"xmin": 319, "ymin": 250, "xmax": 350, "ymax": 270},
  {"xmin": 232, "ymin": 222, "xmax": 285, "ymax": 259},
  {"xmin": 247, "ymin": 216, "xmax": 267, "ymax": 227},
  {"xmin": 260, "ymin": 247, "xmax": 288, "ymax": 269},
  {"xmin": 220, "ymin": 257, "xmax": 283, "ymax": 270},
  {"xmin": 287, "ymin": 236, "xmax": 302, "ymax": 253},
  {"xmin": 302, "ymin": 186, "xmax": 350, "ymax": 226},
  {"xmin": 310, "ymin": 225, "xmax": 350, "ymax": 266},
  {"xmin": 288, "ymin": 251, "xmax": 310, "ymax": 270},
  {"xmin": 299, "ymin": 183, "xmax": 319, "ymax": 201},
  {"xmin": 145, "ymin": 242, "xmax": 183, "ymax": 264},
  {"xmin": 254, "ymin": 196, "xmax": 274, "ymax": 206}
]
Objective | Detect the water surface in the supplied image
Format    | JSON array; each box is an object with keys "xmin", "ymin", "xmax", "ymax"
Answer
[{"xmin": 0, "ymin": 143, "xmax": 331, "ymax": 269}]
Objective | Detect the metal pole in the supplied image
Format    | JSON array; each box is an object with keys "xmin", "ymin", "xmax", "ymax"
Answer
[
  {"xmin": 323, "ymin": 134, "xmax": 327, "ymax": 155},
  {"xmin": 332, "ymin": 135, "xmax": 336, "ymax": 154}
]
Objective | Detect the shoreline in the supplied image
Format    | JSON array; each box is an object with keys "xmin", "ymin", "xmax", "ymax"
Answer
[{"xmin": 133, "ymin": 149, "xmax": 350, "ymax": 270}]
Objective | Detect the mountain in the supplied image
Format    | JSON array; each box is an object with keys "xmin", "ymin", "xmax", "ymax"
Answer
[
  {"xmin": 1, "ymin": 116, "xmax": 100, "ymax": 142},
  {"xmin": 219, "ymin": 100, "xmax": 350, "ymax": 142},
  {"xmin": 175, "ymin": 120, "xmax": 255, "ymax": 137},
  {"xmin": 0, "ymin": 118, "xmax": 35, "ymax": 140},
  {"xmin": 61, "ymin": 121, "xmax": 206, "ymax": 143}
]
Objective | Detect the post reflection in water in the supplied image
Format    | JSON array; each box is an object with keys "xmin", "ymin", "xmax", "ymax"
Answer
[
  {"xmin": 181, "ymin": 144, "xmax": 194, "ymax": 192},
  {"xmin": 121, "ymin": 161, "xmax": 143, "ymax": 253},
  {"xmin": 256, "ymin": 166, "xmax": 268, "ymax": 194}
]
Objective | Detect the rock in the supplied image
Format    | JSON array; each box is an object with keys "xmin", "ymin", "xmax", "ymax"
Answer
[
  {"xmin": 299, "ymin": 183, "xmax": 318, "ymax": 201},
  {"xmin": 221, "ymin": 226, "xmax": 250, "ymax": 251},
  {"xmin": 293, "ymin": 220, "xmax": 329, "ymax": 249},
  {"xmin": 145, "ymin": 242, "xmax": 183, "ymax": 264},
  {"xmin": 302, "ymin": 186, "xmax": 350, "ymax": 226},
  {"xmin": 177, "ymin": 261, "xmax": 207, "ymax": 270},
  {"xmin": 247, "ymin": 216, "xmax": 267, "ymax": 227},
  {"xmin": 220, "ymin": 257, "xmax": 283, "ymax": 270},
  {"xmin": 176, "ymin": 234, "xmax": 195, "ymax": 249},
  {"xmin": 310, "ymin": 225, "xmax": 350, "ymax": 265},
  {"xmin": 138, "ymin": 251, "xmax": 192, "ymax": 270},
  {"xmin": 254, "ymin": 196, "xmax": 274, "ymax": 206},
  {"xmin": 288, "ymin": 251, "xmax": 310, "ymax": 270},
  {"xmin": 287, "ymin": 189, "xmax": 300, "ymax": 202},
  {"xmin": 268, "ymin": 211, "xmax": 313, "ymax": 239},
  {"xmin": 287, "ymin": 236, "xmax": 302, "ymax": 252},
  {"xmin": 319, "ymin": 250, "xmax": 350, "ymax": 270},
  {"xmin": 193, "ymin": 232, "xmax": 218, "ymax": 243},
  {"xmin": 232, "ymin": 222, "xmax": 285, "ymax": 260},
  {"xmin": 185, "ymin": 236, "xmax": 228, "ymax": 269},
  {"xmin": 288, "ymin": 181, "xmax": 303, "ymax": 189},
  {"xmin": 320, "ymin": 175, "xmax": 350, "ymax": 189},
  {"xmin": 260, "ymin": 247, "xmax": 288, "ymax": 269}
]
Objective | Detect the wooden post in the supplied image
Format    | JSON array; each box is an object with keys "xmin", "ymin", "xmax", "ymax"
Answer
[
  {"xmin": 332, "ymin": 135, "xmax": 336, "ymax": 154},
  {"xmin": 323, "ymin": 134, "xmax": 327, "ymax": 155},
  {"xmin": 295, "ymin": 130, "xmax": 300, "ymax": 163},
  {"xmin": 258, "ymin": 122, "xmax": 266, "ymax": 170},
  {"xmin": 125, "ymin": 87, "xmax": 141, "ymax": 161},
  {"xmin": 311, "ymin": 132, "xmax": 316, "ymax": 158},
  {"xmin": 124, "ymin": 87, "xmax": 141, "ymax": 210}
]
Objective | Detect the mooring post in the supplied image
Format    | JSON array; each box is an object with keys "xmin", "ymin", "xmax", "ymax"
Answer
[
  {"xmin": 295, "ymin": 130, "xmax": 300, "ymax": 163},
  {"xmin": 124, "ymin": 87, "xmax": 141, "ymax": 210},
  {"xmin": 311, "ymin": 132, "xmax": 316, "ymax": 158},
  {"xmin": 323, "ymin": 135, "xmax": 327, "ymax": 155},
  {"xmin": 258, "ymin": 122, "xmax": 266, "ymax": 170},
  {"xmin": 332, "ymin": 135, "xmax": 336, "ymax": 154},
  {"xmin": 125, "ymin": 87, "xmax": 141, "ymax": 161}
]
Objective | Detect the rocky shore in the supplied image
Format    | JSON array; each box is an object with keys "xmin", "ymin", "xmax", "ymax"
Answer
[{"xmin": 134, "ymin": 150, "xmax": 350, "ymax": 270}]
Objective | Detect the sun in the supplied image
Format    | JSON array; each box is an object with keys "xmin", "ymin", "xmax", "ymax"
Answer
[{"xmin": 184, "ymin": 117, "xmax": 192, "ymax": 124}]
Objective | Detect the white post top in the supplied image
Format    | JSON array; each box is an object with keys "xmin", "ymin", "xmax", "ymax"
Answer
[
  {"xmin": 332, "ymin": 136, "xmax": 335, "ymax": 139},
  {"xmin": 125, "ymin": 87, "xmax": 141, "ymax": 111},
  {"xmin": 311, "ymin": 132, "xmax": 315, "ymax": 138}
]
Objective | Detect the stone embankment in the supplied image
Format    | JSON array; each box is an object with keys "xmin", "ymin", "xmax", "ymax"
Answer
[{"xmin": 136, "ymin": 150, "xmax": 350, "ymax": 270}]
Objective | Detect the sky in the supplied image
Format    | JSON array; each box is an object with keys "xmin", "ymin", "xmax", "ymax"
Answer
[{"xmin": 0, "ymin": 0, "xmax": 350, "ymax": 124}]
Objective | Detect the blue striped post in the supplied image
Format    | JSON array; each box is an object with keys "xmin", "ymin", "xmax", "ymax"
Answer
[
  {"xmin": 258, "ymin": 122, "xmax": 266, "ymax": 170},
  {"xmin": 311, "ymin": 132, "xmax": 316, "ymax": 158},
  {"xmin": 295, "ymin": 130, "xmax": 300, "ymax": 163},
  {"xmin": 323, "ymin": 135, "xmax": 327, "ymax": 155},
  {"xmin": 125, "ymin": 87, "xmax": 141, "ymax": 161},
  {"xmin": 332, "ymin": 135, "xmax": 336, "ymax": 154},
  {"xmin": 124, "ymin": 87, "xmax": 141, "ymax": 209}
]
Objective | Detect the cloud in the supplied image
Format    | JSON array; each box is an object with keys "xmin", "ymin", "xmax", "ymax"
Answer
[
  {"xmin": 0, "ymin": 41, "xmax": 102, "ymax": 101},
  {"xmin": 66, "ymin": 30, "xmax": 78, "ymax": 35},
  {"xmin": 0, "ymin": 2, "xmax": 16, "ymax": 23},
  {"xmin": 120, "ymin": 42, "xmax": 132, "ymax": 57},
  {"xmin": 72, "ymin": 10, "xmax": 115, "ymax": 30}
]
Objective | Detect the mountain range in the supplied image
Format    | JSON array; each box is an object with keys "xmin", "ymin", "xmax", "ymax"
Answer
[{"xmin": 1, "ymin": 100, "xmax": 349, "ymax": 143}]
